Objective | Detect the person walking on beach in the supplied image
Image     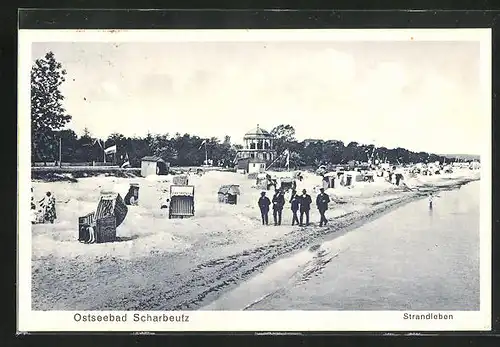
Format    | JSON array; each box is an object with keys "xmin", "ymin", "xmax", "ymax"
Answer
[
  {"xmin": 258, "ymin": 191, "xmax": 271, "ymax": 225},
  {"xmin": 316, "ymin": 188, "xmax": 331, "ymax": 227},
  {"xmin": 289, "ymin": 189, "xmax": 300, "ymax": 226},
  {"xmin": 299, "ymin": 189, "xmax": 312, "ymax": 227},
  {"xmin": 272, "ymin": 189, "xmax": 285, "ymax": 226},
  {"xmin": 428, "ymin": 192, "xmax": 439, "ymax": 209}
]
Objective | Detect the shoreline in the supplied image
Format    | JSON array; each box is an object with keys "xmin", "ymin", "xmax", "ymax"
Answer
[
  {"xmin": 195, "ymin": 177, "xmax": 480, "ymax": 310},
  {"xmin": 30, "ymin": 174, "xmax": 480, "ymax": 311}
]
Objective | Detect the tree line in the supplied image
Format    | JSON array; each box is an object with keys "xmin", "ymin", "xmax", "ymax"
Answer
[
  {"xmin": 39, "ymin": 126, "xmax": 449, "ymax": 168},
  {"xmin": 31, "ymin": 51, "xmax": 450, "ymax": 168}
]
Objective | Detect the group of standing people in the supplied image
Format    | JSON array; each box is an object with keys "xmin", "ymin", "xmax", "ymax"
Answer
[
  {"xmin": 31, "ymin": 188, "xmax": 57, "ymax": 224},
  {"xmin": 258, "ymin": 187, "xmax": 331, "ymax": 227}
]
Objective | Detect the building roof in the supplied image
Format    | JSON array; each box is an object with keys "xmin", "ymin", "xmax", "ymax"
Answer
[
  {"xmin": 243, "ymin": 124, "xmax": 274, "ymax": 139},
  {"xmin": 218, "ymin": 185, "xmax": 240, "ymax": 195},
  {"xmin": 141, "ymin": 155, "xmax": 166, "ymax": 163}
]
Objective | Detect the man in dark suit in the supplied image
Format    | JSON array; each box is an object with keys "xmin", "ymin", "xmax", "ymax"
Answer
[
  {"xmin": 272, "ymin": 189, "xmax": 285, "ymax": 226},
  {"xmin": 299, "ymin": 189, "xmax": 312, "ymax": 226},
  {"xmin": 316, "ymin": 188, "xmax": 331, "ymax": 227},
  {"xmin": 289, "ymin": 189, "xmax": 300, "ymax": 226},
  {"xmin": 258, "ymin": 191, "xmax": 271, "ymax": 225}
]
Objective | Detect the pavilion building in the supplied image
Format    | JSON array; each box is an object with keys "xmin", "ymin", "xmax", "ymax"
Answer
[{"xmin": 236, "ymin": 124, "xmax": 276, "ymax": 162}]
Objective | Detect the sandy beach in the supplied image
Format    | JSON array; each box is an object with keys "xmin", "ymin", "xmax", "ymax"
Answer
[{"xmin": 30, "ymin": 168, "xmax": 480, "ymax": 311}]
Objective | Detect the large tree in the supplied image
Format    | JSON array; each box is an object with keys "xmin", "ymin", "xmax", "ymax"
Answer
[
  {"xmin": 270, "ymin": 124, "xmax": 296, "ymax": 166},
  {"xmin": 147, "ymin": 133, "xmax": 178, "ymax": 164},
  {"xmin": 31, "ymin": 52, "xmax": 71, "ymax": 162}
]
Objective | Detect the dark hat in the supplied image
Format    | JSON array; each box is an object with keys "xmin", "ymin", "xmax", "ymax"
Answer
[
  {"xmin": 320, "ymin": 188, "xmax": 325, "ymax": 191},
  {"xmin": 261, "ymin": 191, "xmax": 266, "ymax": 195}
]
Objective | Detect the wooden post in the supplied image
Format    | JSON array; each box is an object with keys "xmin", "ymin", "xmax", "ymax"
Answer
[{"xmin": 205, "ymin": 141, "xmax": 208, "ymax": 165}]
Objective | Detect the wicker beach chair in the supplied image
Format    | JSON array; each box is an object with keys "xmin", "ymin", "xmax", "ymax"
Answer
[
  {"xmin": 78, "ymin": 191, "xmax": 128, "ymax": 244},
  {"xmin": 168, "ymin": 185, "xmax": 195, "ymax": 219},
  {"xmin": 218, "ymin": 185, "xmax": 240, "ymax": 204}
]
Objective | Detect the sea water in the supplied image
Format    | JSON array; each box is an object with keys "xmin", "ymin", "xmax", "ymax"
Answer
[{"xmin": 203, "ymin": 180, "xmax": 480, "ymax": 311}]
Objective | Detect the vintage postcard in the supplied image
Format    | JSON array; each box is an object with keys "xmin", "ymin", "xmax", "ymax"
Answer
[{"xmin": 18, "ymin": 28, "xmax": 491, "ymax": 332}]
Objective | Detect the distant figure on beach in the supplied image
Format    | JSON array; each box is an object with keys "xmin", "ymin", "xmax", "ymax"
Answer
[
  {"xmin": 388, "ymin": 171, "xmax": 394, "ymax": 184},
  {"xmin": 316, "ymin": 188, "xmax": 331, "ymax": 227},
  {"xmin": 40, "ymin": 191, "xmax": 56, "ymax": 224},
  {"xmin": 258, "ymin": 191, "xmax": 271, "ymax": 225},
  {"xmin": 289, "ymin": 189, "xmax": 300, "ymax": 226},
  {"xmin": 299, "ymin": 189, "xmax": 312, "ymax": 227},
  {"xmin": 428, "ymin": 192, "xmax": 439, "ymax": 209},
  {"xmin": 395, "ymin": 173, "xmax": 403, "ymax": 186},
  {"xmin": 272, "ymin": 189, "xmax": 285, "ymax": 226}
]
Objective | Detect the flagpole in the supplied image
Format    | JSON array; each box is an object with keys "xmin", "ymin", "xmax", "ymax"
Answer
[
  {"xmin": 59, "ymin": 137, "xmax": 62, "ymax": 168},
  {"xmin": 103, "ymin": 141, "xmax": 106, "ymax": 164},
  {"xmin": 205, "ymin": 141, "xmax": 208, "ymax": 165}
]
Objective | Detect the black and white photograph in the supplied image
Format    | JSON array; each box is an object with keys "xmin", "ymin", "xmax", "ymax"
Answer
[{"xmin": 18, "ymin": 28, "xmax": 491, "ymax": 332}]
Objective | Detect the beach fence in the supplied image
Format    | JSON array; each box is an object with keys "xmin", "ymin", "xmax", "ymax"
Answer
[
  {"xmin": 218, "ymin": 185, "xmax": 240, "ymax": 205},
  {"xmin": 168, "ymin": 185, "xmax": 195, "ymax": 219},
  {"xmin": 78, "ymin": 191, "xmax": 128, "ymax": 244},
  {"xmin": 32, "ymin": 162, "xmax": 114, "ymax": 167}
]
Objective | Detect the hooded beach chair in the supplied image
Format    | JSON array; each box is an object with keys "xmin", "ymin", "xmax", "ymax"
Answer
[
  {"xmin": 168, "ymin": 185, "xmax": 195, "ymax": 219},
  {"xmin": 78, "ymin": 191, "xmax": 128, "ymax": 244},
  {"xmin": 218, "ymin": 185, "xmax": 240, "ymax": 204}
]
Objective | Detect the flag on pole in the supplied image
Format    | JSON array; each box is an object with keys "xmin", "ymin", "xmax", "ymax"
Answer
[
  {"xmin": 104, "ymin": 145, "xmax": 117, "ymax": 154},
  {"xmin": 198, "ymin": 139, "xmax": 207, "ymax": 150}
]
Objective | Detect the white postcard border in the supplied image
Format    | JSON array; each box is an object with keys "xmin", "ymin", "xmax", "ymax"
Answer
[{"xmin": 17, "ymin": 28, "xmax": 492, "ymax": 332}]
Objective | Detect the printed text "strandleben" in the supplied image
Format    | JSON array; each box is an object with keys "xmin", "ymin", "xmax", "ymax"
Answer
[{"xmin": 403, "ymin": 313, "xmax": 454, "ymax": 320}]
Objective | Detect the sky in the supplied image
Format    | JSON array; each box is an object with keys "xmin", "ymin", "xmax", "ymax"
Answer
[{"xmin": 31, "ymin": 40, "xmax": 483, "ymax": 155}]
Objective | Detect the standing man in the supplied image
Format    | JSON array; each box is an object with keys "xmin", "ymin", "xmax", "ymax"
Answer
[
  {"xmin": 299, "ymin": 189, "xmax": 312, "ymax": 226},
  {"xmin": 316, "ymin": 188, "xmax": 331, "ymax": 227},
  {"xmin": 272, "ymin": 189, "xmax": 285, "ymax": 226},
  {"xmin": 258, "ymin": 191, "xmax": 271, "ymax": 225},
  {"xmin": 289, "ymin": 189, "xmax": 300, "ymax": 226}
]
